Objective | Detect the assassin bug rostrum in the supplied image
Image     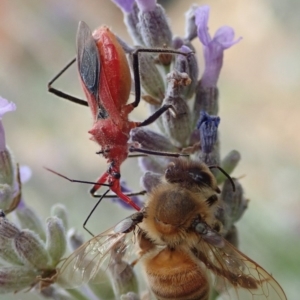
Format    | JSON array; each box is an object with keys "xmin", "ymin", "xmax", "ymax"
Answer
[{"xmin": 48, "ymin": 21, "xmax": 191, "ymax": 211}]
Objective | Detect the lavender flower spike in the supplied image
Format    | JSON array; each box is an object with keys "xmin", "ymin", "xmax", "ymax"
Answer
[
  {"xmin": 112, "ymin": 0, "xmax": 145, "ymax": 45},
  {"xmin": 0, "ymin": 97, "xmax": 16, "ymax": 152},
  {"xmin": 195, "ymin": 5, "xmax": 242, "ymax": 88},
  {"xmin": 136, "ymin": 0, "xmax": 172, "ymax": 48}
]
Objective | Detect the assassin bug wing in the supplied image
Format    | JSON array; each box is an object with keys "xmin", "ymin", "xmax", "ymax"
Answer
[
  {"xmin": 192, "ymin": 233, "xmax": 287, "ymax": 300},
  {"xmin": 57, "ymin": 215, "xmax": 140, "ymax": 289},
  {"xmin": 76, "ymin": 21, "xmax": 101, "ymax": 119}
]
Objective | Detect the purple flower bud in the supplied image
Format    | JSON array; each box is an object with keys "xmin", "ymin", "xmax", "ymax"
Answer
[
  {"xmin": 123, "ymin": 3, "xmax": 145, "ymax": 45},
  {"xmin": 138, "ymin": 156, "xmax": 171, "ymax": 174},
  {"xmin": 172, "ymin": 36, "xmax": 184, "ymax": 49},
  {"xmin": 111, "ymin": 0, "xmax": 135, "ymax": 13},
  {"xmin": 185, "ymin": 5, "xmax": 198, "ymax": 41},
  {"xmin": 174, "ymin": 45, "xmax": 199, "ymax": 100},
  {"xmin": 195, "ymin": 5, "xmax": 242, "ymax": 87},
  {"xmin": 136, "ymin": 0, "xmax": 156, "ymax": 12},
  {"xmin": 112, "ymin": 181, "xmax": 144, "ymax": 210},
  {"xmin": 172, "ymin": 36, "xmax": 195, "ymax": 53},
  {"xmin": 197, "ymin": 111, "xmax": 220, "ymax": 154},
  {"xmin": 137, "ymin": 2, "xmax": 172, "ymax": 47},
  {"xmin": 130, "ymin": 127, "xmax": 178, "ymax": 152},
  {"xmin": 140, "ymin": 171, "xmax": 161, "ymax": 192},
  {"xmin": 0, "ymin": 97, "xmax": 16, "ymax": 152}
]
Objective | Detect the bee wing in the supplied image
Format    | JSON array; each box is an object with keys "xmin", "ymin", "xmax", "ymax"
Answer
[
  {"xmin": 193, "ymin": 236, "xmax": 287, "ymax": 300},
  {"xmin": 57, "ymin": 220, "xmax": 137, "ymax": 288}
]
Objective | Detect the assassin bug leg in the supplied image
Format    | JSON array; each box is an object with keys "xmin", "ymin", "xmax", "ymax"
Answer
[
  {"xmin": 89, "ymin": 169, "xmax": 141, "ymax": 211},
  {"xmin": 138, "ymin": 104, "xmax": 173, "ymax": 127},
  {"xmin": 91, "ymin": 190, "xmax": 146, "ymax": 199},
  {"xmin": 48, "ymin": 58, "xmax": 88, "ymax": 107},
  {"xmin": 130, "ymin": 47, "xmax": 193, "ymax": 108},
  {"xmin": 83, "ymin": 189, "xmax": 110, "ymax": 237},
  {"xmin": 127, "ymin": 154, "xmax": 148, "ymax": 158},
  {"xmin": 96, "ymin": 150, "xmax": 147, "ymax": 158},
  {"xmin": 128, "ymin": 146, "xmax": 189, "ymax": 158}
]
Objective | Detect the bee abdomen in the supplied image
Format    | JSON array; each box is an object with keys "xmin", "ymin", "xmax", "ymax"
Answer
[{"xmin": 144, "ymin": 248, "xmax": 209, "ymax": 300}]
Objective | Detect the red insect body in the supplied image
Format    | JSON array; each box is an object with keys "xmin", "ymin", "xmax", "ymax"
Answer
[
  {"xmin": 84, "ymin": 27, "xmax": 132, "ymax": 118},
  {"xmin": 77, "ymin": 23, "xmax": 143, "ymax": 211},
  {"xmin": 48, "ymin": 21, "xmax": 189, "ymax": 213}
]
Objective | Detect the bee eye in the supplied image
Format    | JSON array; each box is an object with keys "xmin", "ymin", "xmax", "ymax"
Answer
[
  {"xmin": 206, "ymin": 195, "xmax": 218, "ymax": 206},
  {"xmin": 195, "ymin": 222, "xmax": 207, "ymax": 234},
  {"xmin": 188, "ymin": 168, "xmax": 212, "ymax": 187},
  {"xmin": 212, "ymin": 222, "xmax": 221, "ymax": 232}
]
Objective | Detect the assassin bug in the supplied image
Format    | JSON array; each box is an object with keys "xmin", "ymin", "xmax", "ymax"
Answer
[{"xmin": 48, "ymin": 21, "xmax": 191, "ymax": 211}]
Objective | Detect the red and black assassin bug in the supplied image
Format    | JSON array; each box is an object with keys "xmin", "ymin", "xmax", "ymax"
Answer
[{"xmin": 48, "ymin": 21, "xmax": 191, "ymax": 211}]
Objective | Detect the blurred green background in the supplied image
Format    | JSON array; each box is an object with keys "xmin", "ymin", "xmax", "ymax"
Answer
[{"xmin": 0, "ymin": 0, "xmax": 299, "ymax": 299}]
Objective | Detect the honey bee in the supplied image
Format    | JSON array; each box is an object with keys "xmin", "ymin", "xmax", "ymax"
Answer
[{"xmin": 57, "ymin": 159, "xmax": 287, "ymax": 300}]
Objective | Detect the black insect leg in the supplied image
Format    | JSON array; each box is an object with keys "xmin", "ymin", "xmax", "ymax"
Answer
[{"xmin": 48, "ymin": 57, "xmax": 88, "ymax": 106}]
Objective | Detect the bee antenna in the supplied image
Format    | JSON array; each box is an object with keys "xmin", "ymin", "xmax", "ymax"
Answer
[{"xmin": 208, "ymin": 165, "xmax": 236, "ymax": 192}]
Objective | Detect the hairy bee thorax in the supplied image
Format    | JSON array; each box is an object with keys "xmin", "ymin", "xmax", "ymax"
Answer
[{"xmin": 141, "ymin": 180, "xmax": 220, "ymax": 247}]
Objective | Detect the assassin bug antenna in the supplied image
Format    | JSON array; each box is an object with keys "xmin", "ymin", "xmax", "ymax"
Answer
[
  {"xmin": 209, "ymin": 165, "xmax": 236, "ymax": 192},
  {"xmin": 44, "ymin": 167, "xmax": 145, "ymax": 206},
  {"xmin": 44, "ymin": 167, "xmax": 111, "ymax": 187}
]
